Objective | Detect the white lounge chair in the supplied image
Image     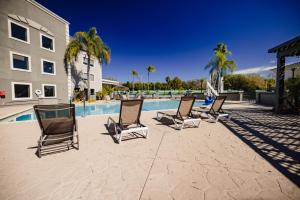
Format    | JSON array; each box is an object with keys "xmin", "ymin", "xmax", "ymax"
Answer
[
  {"xmin": 193, "ymin": 96, "xmax": 230, "ymax": 123},
  {"xmin": 107, "ymin": 99, "xmax": 149, "ymax": 143},
  {"xmin": 156, "ymin": 96, "xmax": 201, "ymax": 130}
]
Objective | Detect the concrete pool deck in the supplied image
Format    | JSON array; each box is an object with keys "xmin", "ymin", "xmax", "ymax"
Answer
[
  {"xmin": 0, "ymin": 104, "xmax": 299, "ymax": 199},
  {"xmin": 0, "ymin": 104, "xmax": 33, "ymax": 120}
]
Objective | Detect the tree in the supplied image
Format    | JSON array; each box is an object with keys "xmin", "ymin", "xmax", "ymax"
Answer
[
  {"xmin": 64, "ymin": 27, "xmax": 110, "ymax": 100},
  {"xmin": 172, "ymin": 77, "xmax": 183, "ymax": 89},
  {"xmin": 155, "ymin": 82, "xmax": 162, "ymax": 90},
  {"xmin": 199, "ymin": 78, "xmax": 206, "ymax": 92},
  {"xmin": 146, "ymin": 65, "xmax": 156, "ymax": 91},
  {"xmin": 223, "ymin": 74, "xmax": 273, "ymax": 93},
  {"xmin": 165, "ymin": 76, "xmax": 171, "ymax": 89},
  {"xmin": 205, "ymin": 43, "xmax": 236, "ymax": 93},
  {"xmin": 286, "ymin": 78, "xmax": 300, "ymax": 112},
  {"xmin": 131, "ymin": 70, "xmax": 139, "ymax": 91}
]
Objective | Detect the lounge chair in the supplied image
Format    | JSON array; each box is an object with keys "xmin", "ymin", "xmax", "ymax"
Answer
[
  {"xmin": 107, "ymin": 99, "xmax": 149, "ymax": 143},
  {"xmin": 120, "ymin": 94, "xmax": 128, "ymax": 100},
  {"xmin": 192, "ymin": 96, "xmax": 230, "ymax": 122},
  {"xmin": 156, "ymin": 96, "xmax": 201, "ymax": 130},
  {"xmin": 33, "ymin": 104, "xmax": 79, "ymax": 158},
  {"xmin": 135, "ymin": 93, "xmax": 142, "ymax": 99}
]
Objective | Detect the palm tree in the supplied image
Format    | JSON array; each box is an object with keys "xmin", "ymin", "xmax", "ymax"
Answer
[
  {"xmin": 146, "ymin": 65, "xmax": 156, "ymax": 91},
  {"xmin": 131, "ymin": 70, "xmax": 139, "ymax": 91},
  {"xmin": 64, "ymin": 27, "xmax": 110, "ymax": 100},
  {"xmin": 165, "ymin": 76, "xmax": 171, "ymax": 89},
  {"xmin": 199, "ymin": 78, "xmax": 206, "ymax": 92},
  {"xmin": 205, "ymin": 43, "xmax": 236, "ymax": 93}
]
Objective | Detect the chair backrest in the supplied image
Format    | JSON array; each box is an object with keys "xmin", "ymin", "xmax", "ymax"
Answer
[
  {"xmin": 176, "ymin": 96, "xmax": 196, "ymax": 119},
  {"xmin": 33, "ymin": 104, "xmax": 76, "ymax": 135},
  {"xmin": 210, "ymin": 96, "xmax": 227, "ymax": 114},
  {"xmin": 119, "ymin": 99, "xmax": 143, "ymax": 126}
]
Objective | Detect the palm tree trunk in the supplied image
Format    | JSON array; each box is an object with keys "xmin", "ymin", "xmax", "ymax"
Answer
[
  {"xmin": 147, "ymin": 72, "xmax": 149, "ymax": 91},
  {"xmin": 87, "ymin": 55, "xmax": 91, "ymax": 101},
  {"xmin": 217, "ymin": 71, "xmax": 222, "ymax": 93},
  {"xmin": 200, "ymin": 81, "xmax": 203, "ymax": 92},
  {"xmin": 132, "ymin": 76, "xmax": 134, "ymax": 91},
  {"xmin": 153, "ymin": 76, "xmax": 155, "ymax": 91}
]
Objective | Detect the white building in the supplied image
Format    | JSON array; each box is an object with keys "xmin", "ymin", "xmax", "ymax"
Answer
[
  {"xmin": 270, "ymin": 62, "xmax": 300, "ymax": 79},
  {"xmin": 70, "ymin": 51, "xmax": 102, "ymax": 98}
]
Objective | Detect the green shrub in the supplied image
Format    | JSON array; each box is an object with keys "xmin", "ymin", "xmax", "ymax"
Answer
[
  {"xmin": 73, "ymin": 90, "xmax": 84, "ymax": 101},
  {"xmin": 96, "ymin": 88, "xmax": 108, "ymax": 99},
  {"xmin": 286, "ymin": 78, "xmax": 300, "ymax": 100}
]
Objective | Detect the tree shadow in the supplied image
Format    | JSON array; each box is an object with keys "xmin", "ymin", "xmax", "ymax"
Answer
[
  {"xmin": 71, "ymin": 64, "xmax": 87, "ymax": 89},
  {"xmin": 221, "ymin": 108, "xmax": 300, "ymax": 187}
]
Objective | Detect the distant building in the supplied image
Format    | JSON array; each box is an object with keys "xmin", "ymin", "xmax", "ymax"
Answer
[
  {"xmin": 0, "ymin": 0, "xmax": 69, "ymax": 104},
  {"xmin": 70, "ymin": 50, "xmax": 103, "ymax": 97},
  {"xmin": 270, "ymin": 62, "xmax": 300, "ymax": 79}
]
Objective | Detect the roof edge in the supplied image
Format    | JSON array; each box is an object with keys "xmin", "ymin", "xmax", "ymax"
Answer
[
  {"xmin": 268, "ymin": 35, "xmax": 300, "ymax": 53},
  {"xmin": 26, "ymin": 0, "xmax": 70, "ymax": 25}
]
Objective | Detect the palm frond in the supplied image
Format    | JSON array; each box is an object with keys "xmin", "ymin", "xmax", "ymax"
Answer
[
  {"xmin": 64, "ymin": 39, "xmax": 81, "ymax": 73},
  {"xmin": 146, "ymin": 65, "xmax": 156, "ymax": 73},
  {"xmin": 131, "ymin": 70, "xmax": 138, "ymax": 77},
  {"xmin": 224, "ymin": 60, "xmax": 236, "ymax": 73},
  {"xmin": 88, "ymin": 27, "xmax": 97, "ymax": 38}
]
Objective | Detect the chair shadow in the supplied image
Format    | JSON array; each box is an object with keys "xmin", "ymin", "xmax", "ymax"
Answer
[
  {"xmin": 103, "ymin": 124, "xmax": 146, "ymax": 143},
  {"xmin": 221, "ymin": 108, "xmax": 300, "ymax": 187},
  {"xmin": 152, "ymin": 117, "xmax": 181, "ymax": 130},
  {"xmin": 152, "ymin": 117, "xmax": 199, "ymax": 130},
  {"xmin": 27, "ymin": 142, "xmax": 78, "ymax": 158}
]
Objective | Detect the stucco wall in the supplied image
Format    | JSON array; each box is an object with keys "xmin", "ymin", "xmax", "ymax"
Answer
[
  {"xmin": 256, "ymin": 92, "xmax": 276, "ymax": 106},
  {"xmin": 0, "ymin": 0, "xmax": 68, "ymax": 104}
]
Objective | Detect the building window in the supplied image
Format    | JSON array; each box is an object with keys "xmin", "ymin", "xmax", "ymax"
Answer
[
  {"xmin": 42, "ymin": 84, "xmax": 56, "ymax": 98},
  {"xmin": 90, "ymin": 74, "xmax": 94, "ymax": 81},
  {"xmin": 83, "ymin": 73, "xmax": 94, "ymax": 81},
  {"xmin": 90, "ymin": 89, "xmax": 95, "ymax": 95},
  {"xmin": 83, "ymin": 57, "xmax": 94, "ymax": 67},
  {"xmin": 8, "ymin": 19, "xmax": 30, "ymax": 43},
  {"xmin": 10, "ymin": 51, "xmax": 31, "ymax": 72},
  {"xmin": 40, "ymin": 33, "xmax": 55, "ymax": 51},
  {"xmin": 11, "ymin": 82, "xmax": 32, "ymax": 100},
  {"xmin": 41, "ymin": 59, "xmax": 55, "ymax": 75}
]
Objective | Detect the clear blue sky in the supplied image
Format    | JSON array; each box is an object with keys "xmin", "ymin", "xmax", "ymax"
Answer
[{"xmin": 37, "ymin": 0, "xmax": 300, "ymax": 82}]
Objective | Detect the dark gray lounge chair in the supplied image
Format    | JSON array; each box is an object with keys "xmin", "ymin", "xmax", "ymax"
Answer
[
  {"xmin": 107, "ymin": 99, "xmax": 149, "ymax": 143},
  {"xmin": 33, "ymin": 104, "xmax": 79, "ymax": 158},
  {"xmin": 157, "ymin": 96, "xmax": 201, "ymax": 130}
]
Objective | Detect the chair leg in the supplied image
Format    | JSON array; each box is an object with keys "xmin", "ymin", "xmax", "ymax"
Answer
[
  {"xmin": 196, "ymin": 120, "xmax": 201, "ymax": 127},
  {"xmin": 76, "ymin": 134, "xmax": 79, "ymax": 150},
  {"xmin": 118, "ymin": 131, "xmax": 123, "ymax": 143},
  {"xmin": 172, "ymin": 118, "xmax": 180, "ymax": 130},
  {"xmin": 37, "ymin": 140, "xmax": 42, "ymax": 158},
  {"xmin": 180, "ymin": 122, "xmax": 185, "ymax": 130},
  {"xmin": 157, "ymin": 112, "xmax": 163, "ymax": 120},
  {"xmin": 191, "ymin": 120, "xmax": 200, "ymax": 128},
  {"xmin": 145, "ymin": 129, "xmax": 149, "ymax": 139}
]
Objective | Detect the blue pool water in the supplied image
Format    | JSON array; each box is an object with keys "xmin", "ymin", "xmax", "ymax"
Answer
[{"xmin": 6, "ymin": 100, "xmax": 205, "ymax": 122}]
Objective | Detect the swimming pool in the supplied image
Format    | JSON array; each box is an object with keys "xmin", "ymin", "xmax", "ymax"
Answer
[{"xmin": 2, "ymin": 100, "xmax": 205, "ymax": 122}]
